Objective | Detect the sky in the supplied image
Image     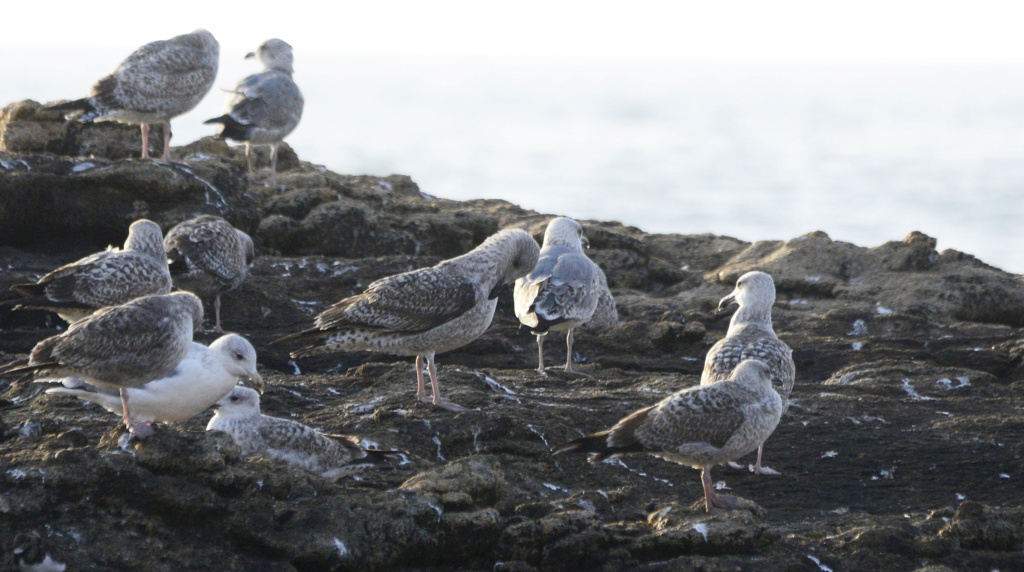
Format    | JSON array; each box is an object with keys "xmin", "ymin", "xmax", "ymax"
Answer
[{"xmin": 3, "ymin": 1, "xmax": 1024, "ymax": 63}]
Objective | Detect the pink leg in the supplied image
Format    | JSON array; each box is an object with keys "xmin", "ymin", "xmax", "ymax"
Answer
[
  {"xmin": 120, "ymin": 388, "xmax": 154, "ymax": 439},
  {"xmin": 269, "ymin": 142, "xmax": 279, "ymax": 187},
  {"xmin": 749, "ymin": 443, "xmax": 781, "ymax": 475},
  {"xmin": 415, "ymin": 355, "xmax": 428, "ymax": 403},
  {"xmin": 700, "ymin": 467, "xmax": 749, "ymax": 513},
  {"xmin": 244, "ymin": 142, "xmax": 254, "ymax": 181},
  {"xmin": 564, "ymin": 329, "xmax": 575, "ymax": 373},
  {"xmin": 160, "ymin": 121, "xmax": 172, "ymax": 162},
  {"xmin": 426, "ymin": 354, "xmax": 466, "ymax": 412},
  {"xmin": 536, "ymin": 334, "xmax": 545, "ymax": 373},
  {"xmin": 140, "ymin": 124, "xmax": 150, "ymax": 159},
  {"xmin": 213, "ymin": 294, "xmax": 224, "ymax": 334}
]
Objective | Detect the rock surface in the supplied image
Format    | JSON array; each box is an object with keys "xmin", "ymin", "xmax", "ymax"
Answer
[{"xmin": 3, "ymin": 104, "xmax": 1024, "ymax": 570}]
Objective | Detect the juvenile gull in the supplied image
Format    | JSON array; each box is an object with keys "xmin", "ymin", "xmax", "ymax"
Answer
[
  {"xmin": 272, "ymin": 229, "xmax": 540, "ymax": 412},
  {"xmin": 205, "ymin": 38, "xmax": 304, "ymax": 186},
  {"xmin": 163, "ymin": 215, "xmax": 254, "ymax": 334},
  {"xmin": 7, "ymin": 219, "xmax": 172, "ymax": 323},
  {"xmin": 12, "ymin": 532, "xmax": 66, "ymax": 572},
  {"xmin": 514, "ymin": 218, "xmax": 602, "ymax": 374},
  {"xmin": 554, "ymin": 359, "xmax": 783, "ymax": 513},
  {"xmin": 0, "ymin": 292, "xmax": 203, "ymax": 438},
  {"xmin": 702, "ymin": 271, "xmax": 795, "ymax": 475},
  {"xmin": 47, "ymin": 29, "xmax": 219, "ymax": 162},
  {"xmin": 44, "ymin": 334, "xmax": 263, "ymax": 429},
  {"xmin": 207, "ymin": 387, "xmax": 399, "ymax": 479}
]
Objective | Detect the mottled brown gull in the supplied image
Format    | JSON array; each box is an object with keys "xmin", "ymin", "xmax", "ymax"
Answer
[
  {"xmin": 702, "ymin": 271, "xmax": 795, "ymax": 475},
  {"xmin": 0, "ymin": 292, "xmax": 203, "ymax": 438},
  {"xmin": 44, "ymin": 334, "xmax": 263, "ymax": 430},
  {"xmin": 204, "ymin": 39, "xmax": 304, "ymax": 186},
  {"xmin": 554, "ymin": 359, "xmax": 783, "ymax": 513},
  {"xmin": 7, "ymin": 219, "xmax": 171, "ymax": 323},
  {"xmin": 272, "ymin": 228, "xmax": 540, "ymax": 412},
  {"xmin": 207, "ymin": 387, "xmax": 399, "ymax": 479},
  {"xmin": 514, "ymin": 218, "xmax": 602, "ymax": 374},
  {"xmin": 47, "ymin": 29, "xmax": 219, "ymax": 162},
  {"xmin": 13, "ymin": 532, "xmax": 66, "ymax": 572},
  {"xmin": 164, "ymin": 215, "xmax": 254, "ymax": 334}
]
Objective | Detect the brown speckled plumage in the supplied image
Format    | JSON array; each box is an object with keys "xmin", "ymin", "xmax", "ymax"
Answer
[
  {"xmin": 164, "ymin": 215, "xmax": 254, "ymax": 333},
  {"xmin": 274, "ymin": 228, "xmax": 540, "ymax": 411},
  {"xmin": 554, "ymin": 360, "xmax": 783, "ymax": 512},
  {"xmin": 208, "ymin": 387, "xmax": 396, "ymax": 479},
  {"xmin": 701, "ymin": 271, "xmax": 795, "ymax": 474},
  {"xmin": 48, "ymin": 30, "xmax": 219, "ymax": 161},
  {"xmin": 9, "ymin": 219, "xmax": 171, "ymax": 323},
  {"xmin": 0, "ymin": 292, "xmax": 202, "ymax": 436}
]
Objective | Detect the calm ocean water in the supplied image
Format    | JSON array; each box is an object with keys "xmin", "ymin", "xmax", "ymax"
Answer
[{"xmin": 5, "ymin": 50, "xmax": 1024, "ymax": 272}]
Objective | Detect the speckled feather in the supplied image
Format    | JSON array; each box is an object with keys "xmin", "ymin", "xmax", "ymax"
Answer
[
  {"xmin": 0, "ymin": 292, "xmax": 203, "ymax": 391},
  {"xmin": 702, "ymin": 272, "xmax": 795, "ymax": 404},
  {"xmin": 279, "ymin": 228, "xmax": 540, "ymax": 358},
  {"xmin": 208, "ymin": 387, "xmax": 392, "ymax": 478},
  {"xmin": 85, "ymin": 30, "xmax": 219, "ymax": 124},
  {"xmin": 164, "ymin": 215, "xmax": 253, "ymax": 298},
  {"xmin": 583, "ymin": 265, "xmax": 618, "ymax": 330},
  {"xmin": 555, "ymin": 360, "xmax": 783, "ymax": 469},
  {"xmin": 9, "ymin": 219, "xmax": 171, "ymax": 322}
]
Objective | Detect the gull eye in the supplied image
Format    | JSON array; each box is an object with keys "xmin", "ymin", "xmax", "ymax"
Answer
[
  {"xmin": 230, "ymin": 395, "xmax": 239, "ymax": 402},
  {"xmin": 234, "ymin": 352, "xmax": 245, "ymax": 360}
]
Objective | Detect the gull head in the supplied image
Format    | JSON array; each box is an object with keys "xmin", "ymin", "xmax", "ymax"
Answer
[
  {"xmin": 247, "ymin": 38, "xmax": 294, "ymax": 74},
  {"xmin": 210, "ymin": 334, "xmax": 264, "ymax": 393},
  {"xmin": 212, "ymin": 386, "xmax": 261, "ymax": 417},
  {"xmin": 718, "ymin": 271, "xmax": 776, "ymax": 312},
  {"xmin": 542, "ymin": 217, "xmax": 589, "ymax": 251}
]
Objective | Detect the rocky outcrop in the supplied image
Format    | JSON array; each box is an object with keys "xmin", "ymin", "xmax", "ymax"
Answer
[{"xmin": 2, "ymin": 103, "xmax": 1024, "ymax": 570}]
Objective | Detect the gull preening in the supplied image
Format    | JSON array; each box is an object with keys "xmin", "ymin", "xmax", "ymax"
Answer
[
  {"xmin": 702, "ymin": 271, "xmax": 795, "ymax": 475},
  {"xmin": 272, "ymin": 228, "xmax": 540, "ymax": 412},
  {"xmin": 554, "ymin": 359, "xmax": 783, "ymax": 513},
  {"xmin": 207, "ymin": 387, "xmax": 400, "ymax": 479},
  {"xmin": 7, "ymin": 219, "xmax": 171, "ymax": 324},
  {"xmin": 514, "ymin": 218, "xmax": 603, "ymax": 374},
  {"xmin": 44, "ymin": 334, "xmax": 263, "ymax": 428},
  {"xmin": 47, "ymin": 29, "xmax": 219, "ymax": 162},
  {"xmin": 0, "ymin": 292, "xmax": 204, "ymax": 438},
  {"xmin": 163, "ymin": 215, "xmax": 255, "ymax": 334},
  {"xmin": 205, "ymin": 38, "xmax": 304, "ymax": 186}
]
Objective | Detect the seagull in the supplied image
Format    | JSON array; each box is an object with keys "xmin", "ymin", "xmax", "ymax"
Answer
[
  {"xmin": 44, "ymin": 334, "xmax": 263, "ymax": 430},
  {"xmin": 163, "ymin": 215, "xmax": 254, "ymax": 334},
  {"xmin": 12, "ymin": 532, "xmax": 66, "ymax": 572},
  {"xmin": 207, "ymin": 387, "xmax": 401, "ymax": 479},
  {"xmin": 6, "ymin": 219, "xmax": 171, "ymax": 323},
  {"xmin": 0, "ymin": 292, "xmax": 204, "ymax": 438},
  {"xmin": 272, "ymin": 228, "xmax": 540, "ymax": 412},
  {"xmin": 205, "ymin": 38, "xmax": 304, "ymax": 186},
  {"xmin": 553, "ymin": 359, "xmax": 783, "ymax": 513},
  {"xmin": 702, "ymin": 271, "xmax": 795, "ymax": 475},
  {"xmin": 514, "ymin": 218, "xmax": 601, "ymax": 374},
  {"xmin": 46, "ymin": 29, "xmax": 219, "ymax": 162}
]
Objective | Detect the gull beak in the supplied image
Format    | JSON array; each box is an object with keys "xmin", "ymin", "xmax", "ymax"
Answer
[
  {"xmin": 246, "ymin": 370, "xmax": 265, "ymax": 394},
  {"xmin": 244, "ymin": 52, "xmax": 256, "ymax": 60},
  {"xmin": 717, "ymin": 290, "xmax": 739, "ymax": 312},
  {"xmin": 581, "ymin": 236, "xmax": 590, "ymax": 249}
]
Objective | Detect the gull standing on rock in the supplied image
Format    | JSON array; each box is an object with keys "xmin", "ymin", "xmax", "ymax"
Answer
[
  {"xmin": 208, "ymin": 387, "xmax": 400, "ymax": 479},
  {"xmin": 44, "ymin": 334, "xmax": 263, "ymax": 429},
  {"xmin": 164, "ymin": 215, "xmax": 255, "ymax": 334},
  {"xmin": 0, "ymin": 292, "xmax": 203, "ymax": 438},
  {"xmin": 204, "ymin": 39, "xmax": 304, "ymax": 186},
  {"xmin": 554, "ymin": 359, "xmax": 783, "ymax": 513},
  {"xmin": 47, "ymin": 29, "xmax": 219, "ymax": 162},
  {"xmin": 6, "ymin": 219, "xmax": 171, "ymax": 323},
  {"xmin": 272, "ymin": 229, "xmax": 540, "ymax": 412},
  {"xmin": 514, "ymin": 218, "xmax": 602, "ymax": 374},
  {"xmin": 702, "ymin": 271, "xmax": 795, "ymax": 475}
]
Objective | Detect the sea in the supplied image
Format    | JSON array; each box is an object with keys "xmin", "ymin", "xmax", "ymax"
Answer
[{"xmin": 5, "ymin": 50, "xmax": 1024, "ymax": 273}]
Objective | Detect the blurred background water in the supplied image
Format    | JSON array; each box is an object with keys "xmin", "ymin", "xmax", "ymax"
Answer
[{"xmin": 5, "ymin": 50, "xmax": 1024, "ymax": 272}]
